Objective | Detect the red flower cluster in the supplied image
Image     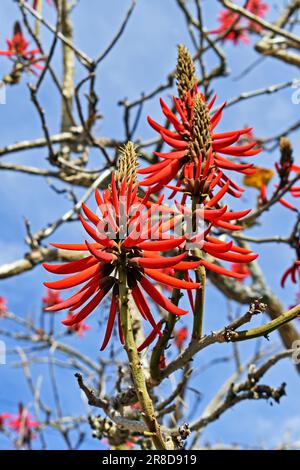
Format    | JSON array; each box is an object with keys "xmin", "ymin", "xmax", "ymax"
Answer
[
  {"xmin": 230, "ymin": 262, "xmax": 250, "ymax": 282},
  {"xmin": 43, "ymin": 172, "xmax": 202, "ymax": 350},
  {"xmin": 141, "ymin": 87, "xmax": 261, "ymax": 200},
  {"xmin": 281, "ymin": 261, "xmax": 300, "ymax": 288},
  {"xmin": 43, "ymin": 46, "xmax": 261, "ymax": 349},
  {"xmin": 277, "ymin": 163, "xmax": 300, "ymax": 212},
  {"xmin": 0, "ymin": 23, "xmax": 43, "ymax": 73},
  {"xmin": 3, "ymin": 405, "xmax": 38, "ymax": 446},
  {"xmin": 42, "ymin": 288, "xmax": 63, "ymax": 309},
  {"xmin": 65, "ymin": 313, "xmax": 91, "ymax": 337},
  {"xmin": 174, "ymin": 326, "xmax": 188, "ymax": 349},
  {"xmin": 210, "ymin": 1, "xmax": 269, "ymax": 44}
]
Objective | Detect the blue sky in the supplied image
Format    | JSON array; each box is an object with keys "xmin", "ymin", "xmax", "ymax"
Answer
[{"xmin": 0, "ymin": 0, "xmax": 300, "ymax": 450}]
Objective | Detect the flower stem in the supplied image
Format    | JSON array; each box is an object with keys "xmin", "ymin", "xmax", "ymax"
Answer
[
  {"xmin": 192, "ymin": 195, "xmax": 206, "ymax": 339},
  {"xmin": 118, "ymin": 267, "xmax": 167, "ymax": 450},
  {"xmin": 192, "ymin": 253, "xmax": 206, "ymax": 339},
  {"xmin": 150, "ymin": 272, "xmax": 183, "ymax": 382}
]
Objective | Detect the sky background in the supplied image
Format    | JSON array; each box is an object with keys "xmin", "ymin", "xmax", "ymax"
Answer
[{"xmin": 0, "ymin": 0, "xmax": 300, "ymax": 450}]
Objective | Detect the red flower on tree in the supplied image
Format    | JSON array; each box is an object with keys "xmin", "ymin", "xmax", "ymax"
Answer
[
  {"xmin": 140, "ymin": 83, "xmax": 261, "ymax": 201},
  {"xmin": 174, "ymin": 326, "xmax": 188, "ymax": 349},
  {"xmin": 209, "ymin": 10, "xmax": 250, "ymax": 44},
  {"xmin": 247, "ymin": 0, "xmax": 269, "ymax": 32},
  {"xmin": 43, "ymin": 144, "xmax": 201, "ymax": 350},
  {"xmin": 0, "ymin": 22, "xmax": 43, "ymax": 72},
  {"xmin": 8, "ymin": 404, "xmax": 38, "ymax": 446},
  {"xmin": 65, "ymin": 313, "xmax": 91, "ymax": 337},
  {"xmin": 231, "ymin": 262, "xmax": 251, "ymax": 282},
  {"xmin": 281, "ymin": 261, "xmax": 300, "ymax": 288},
  {"xmin": 42, "ymin": 288, "xmax": 63, "ymax": 309}
]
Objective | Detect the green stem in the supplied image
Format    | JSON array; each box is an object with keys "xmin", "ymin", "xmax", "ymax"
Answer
[
  {"xmin": 150, "ymin": 272, "xmax": 183, "ymax": 382},
  {"xmin": 192, "ymin": 195, "xmax": 206, "ymax": 339},
  {"xmin": 118, "ymin": 267, "xmax": 167, "ymax": 450},
  {"xmin": 229, "ymin": 303, "xmax": 300, "ymax": 342}
]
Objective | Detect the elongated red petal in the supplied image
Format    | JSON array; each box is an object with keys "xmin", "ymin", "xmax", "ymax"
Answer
[
  {"xmin": 154, "ymin": 150, "xmax": 187, "ymax": 160},
  {"xmin": 44, "ymin": 264, "xmax": 100, "ymax": 290},
  {"xmin": 80, "ymin": 215, "xmax": 115, "ymax": 248},
  {"xmin": 144, "ymin": 269, "xmax": 200, "ymax": 289},
  {"xmin": 132, "ymin": 252, "xmax": 186, "ymax": 269},
  {"xmin": 82, "ymin": 203, "xmax": 100, "ymax": 226},
  {"xmin": 43, "ymin": 256, "xmax": 97, "ymax": 275},
  {"xmin": 62, "ymin": 287, "xmax": 111, "ymax": 326},
  {"xmin": 46, "ymin": 275, "xmax": 101, "ymax": 312},
  {"xmin": 85, "ymin": 240, "xmax": 117, "ymax": 263},
  {"xmin": 131, "ymin": 285, "xmax": 163, "ymax": 336},
  {"xmin": 100, "ymin": 296, "xmax": 117, "ymax": 351},
  {"xmin": 198, "ymin": 259, "xmax": 245, "ymax": 279},
  {"xmin": 139, "ymin": 276, "xmax": 187, "ymax": 316},
  {"xmin": 137, "ymin": 320, "xmax": 164, "ymax": 352},
  {"xmin": 138, "ymin": 236, "xmax": 186, "ymax": 251},
  {"xmin": 50, "ymin": 242, "xmax": 101, "ymax": 251}
]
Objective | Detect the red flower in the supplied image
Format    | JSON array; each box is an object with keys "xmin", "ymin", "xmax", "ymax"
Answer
[
  {"xmin": 8, "ymin": 405, "xmax": 38, "ymax": 436},
  {"xmin": 174, "ymin": 326, "xmax": 188, "ymax": 349},
  {"xmin": 0, "ymin": 23, "xmax": 43, "ymax": 71},
  {"xmin": 0, "ymin": 296, "xmax": 8, "ymax": 316},
  {"xmin": 276, "ymin": 163, "xmax": 300, "ymax": 212},
  {"xmin": 247, "ymin": 0, "xmax": 269, "ymax": 32},
  {"xmin": 43, "ymin": 174, "xmax": 201, "ymax": 350},
  {"xmin": 65, "ymin": 313, "xmax": 91, "ymax": 337},
  {"xmin": 140, "ymin": 86, "xmax": 261, "ymax": 200},
  {"xmin": 42, "ymin": 288, "xmax": 63, "ymax": 309},
  {"xmin": 230, "ymin": 262, "xmax": 251, "ymax": 282},
  {"xmin": 281, "ymin": 261, "xmax": 300, "ymax": 288},
  {"xmin": 210, "ymin": 10, "xmax": 250, "ymax": 44}
]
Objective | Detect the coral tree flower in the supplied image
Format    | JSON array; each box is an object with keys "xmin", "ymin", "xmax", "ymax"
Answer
[
  {"xmin": 43, "ymin": 143, "xmax": 201, "ymax": 351},
  {"xmin": 247, "ymin": 0, "xmax": 269, "ymax": 32},
  {"xmin": 65, "ymin": 313, "xmax": 91, "ymax": 337},
  {"xmin": 8, "ymin": 405, "xmax": 38, "ymax": 439},
  {"xmin": 210, "ymin": 10, "xmax": 250, "ymax": 44},
  {"xmin": 275, "ymin": 138, "xmax": 300, "ymax": 212},
  {"xmin": 0, "ymin": 22, "xmax": 43, "ymax": 70},
  {"xmin": 42, "ymin": 288, "xmax": 63, "ymax": 309},
  {"xmin": 230, "ymin": 262, "xmax": 250, "ymax": 282},
  {"xmin": 175, "ymin": 326, "xmax": 188, "ymax": 349},
  {"xmin": 281, "ymin": 261, "xmax": 300, "ymax": 288},
  {"xmin": 140, "ymin": 46, "xmax": 262, "ymax": 201}
]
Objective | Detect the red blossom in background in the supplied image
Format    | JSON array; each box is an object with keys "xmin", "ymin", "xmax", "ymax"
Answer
[
  {"xmin": 210, "ymin": 10, "xmax": 250, "ymax": 44},
  {"xmin": 0, "ymin": 296, "xmax": 8, "ymax": 316},
  {"xmin": 8, "ymin": 404, "xmax": 38, "ymax": 445},
  {"xmin": 210, "ymin": 1, "xmax": 269, "ymax": 44},
  {"xmin": 281, "ymin": 261, "xmax": 300, "ymax": 288},
  {"xmin": 0, "ymin": 22, "xmax": 43, "ymax": 72},
  {"xmin": 174, "ymin": 326, "xmax": 188, "ymax": 349},
  {"xmin": 42, "ymin": 288, "xmax": 63, "ymax": 309},
  {"xmin": 231, "ymin": 262, "xmax": 251, "ymax": 282},
  {"xmin": 65, "ymin": 313, "xmax": 91, "ymax": 337}
]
